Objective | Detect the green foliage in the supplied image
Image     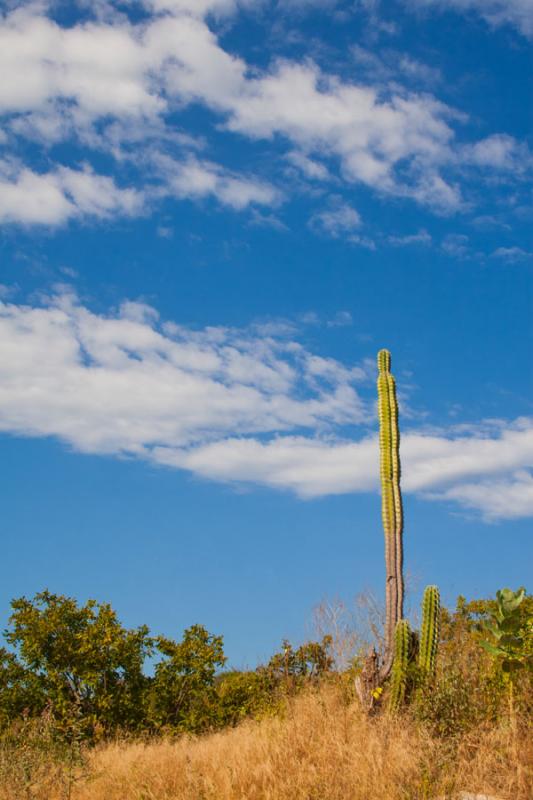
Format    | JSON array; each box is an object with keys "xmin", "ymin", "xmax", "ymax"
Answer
[
  {"xmin": 148, "ymin": 625, "xmax": 226, "ymax": 734},
  {"xmin": 215, "ymin": 670, "xmax": 278, "ymax": 725},
  {"xmin": 264, "ymin": 636, "xmax": 334, "ymax": 684},
  {"xmin": 4, "ymin": 591, "xmax": 152, "ymax": 738},
  {"xmin": 479, "ymin": 587, "xmax": 532, "ymax": 676},
  {"xmin": 1, "ymin": 588, "xmax": 530, "ymax": 748},
  {"xmin": 414, "ymin": 593, "xmax": 533, "ymax": 736},
  {"xmin": 388, "ymin": 620, "xmax": 411, "ymax": 713},
  {"xmin": 214, "ymin": 637, "xmax": 333, "ymax": 728},
  {"xmin": 0, "ymin": 647, "xmax": 46, "ymax": 728},
  {"xmin": 418, "ymin": 586, "xmax": 441, "ymax": 678}
]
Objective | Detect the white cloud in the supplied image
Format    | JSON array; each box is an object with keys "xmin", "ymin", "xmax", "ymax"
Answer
[
  {"xmin": 248, "ymin": 209, "xmax": 289, "ymax": 231},
  {"xmin": 278, "ymin": 0, "xmax": 341, "ymax": 8},
  {"xmin": 441, "ymin": 233, "xmax": 470, "ymax": 258},
  {"xmin": 310, "ymin": 202, "xmax": 361, "ymax": 237},
  {"xmin": 326, "ymin": 310, "xmax": 353, "ymax": 328},
  {"xmin": 152, "ymin": 427, "xmax": 533, "ymax": 519},
  {"xmin": 0, "ymin": 2, "xmax": 530, "ymax": 225},
  {"xmin": 153, "ymin": 435, "xmax": 379, "ymax": 497},
  {"xmin": 461, "ymin": 134, "xmax": 533, "ymax": 173},
  {"xmin": 351, "ymin": 47, "xmax": 442, "ymax": 88},
  {"xmin": 400, "ymin": 421, "xmax": 533, "ymax": 493},
  {"xmin": 224, "ymin": 61, "xmax": 460, "ymax": 210},
  {"xmin": 162, "ymin": 156, "xmax": 280, "ymax": 209},
  {"xmin": 433, "ymin": 471, "xmax": 533, "ymax": 520},
  {"xmin": 0, "ymin": 7, "xmax": 162, "ymax": 118},
  {"xmin": 146, "ymin": 0, "xmax": 248, "ymax": 16},
  {"xmin": 1, "ymin": 291, "xmax": 532, "ymax": 520},
  {"xmin": 0, "ymin": 2, "xmax": 491, "ymax": 223},
  {"xmin": 286, "ymin": 150, "xmax": 331, "ymax": 180},
  {"xmin": 491, "ymin": 246, "xmax": 533, "ymax": 262},
  {"xmin": 398, "ymin": 56, "xmax": 441, "ymax": 85},
  {"xmin": 407, "ymin": 0, "xmax": 533, "ymax": 38},
  {"xmin": 388, "ymin": 229, "xmax": 432, "ymax": 246},
  {"xmin": 0, "ymin": 161, "xmax": 143, "ymax": 225},
  {"xmin": 0, "ymin": 291, "xmax": 367, "ymax": 454}
]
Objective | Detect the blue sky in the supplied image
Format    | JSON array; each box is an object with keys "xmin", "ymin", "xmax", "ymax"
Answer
[{"xmin": 1, "ymin": 0, "xmax": 532, "ymax": 666}]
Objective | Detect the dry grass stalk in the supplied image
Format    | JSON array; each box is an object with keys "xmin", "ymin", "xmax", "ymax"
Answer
[{"xmin": 1, "ymin": 686, "xmax": 530, "ymax": 800}]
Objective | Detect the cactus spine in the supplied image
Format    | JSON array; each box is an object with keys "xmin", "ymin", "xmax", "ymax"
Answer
[
  {"xmin": 377, "ymin": 349, "xmax": 405, "ymax": 679},
  {"xmin": 388, "ymin": 619, "xmax": 411, "ymax": 713},
  {"xmin": 418, "ymin": 585, "xmax": 440, "ymax": 678}
]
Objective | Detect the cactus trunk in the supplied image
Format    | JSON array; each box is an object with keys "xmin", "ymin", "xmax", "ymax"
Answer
[{"xmin": 377, "ymin": 349, "xmax": 405, "ymax": 680}]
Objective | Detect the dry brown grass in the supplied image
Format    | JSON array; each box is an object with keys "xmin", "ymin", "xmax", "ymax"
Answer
[{"xmin": 2, "ymin": 685, "xmax": 531, "ymax": 800}]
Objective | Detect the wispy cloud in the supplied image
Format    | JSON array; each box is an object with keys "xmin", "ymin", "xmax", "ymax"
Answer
[
  {"xmin": 1, "ymin": 291, "xmax": 532, "ymax": 520},
  {"xmin": 309, "ymin": 202, "xmax": 362, "ymax": 238},
  {"xmin": 0, "ymin": 0, "xmax": 529, "ymax": 229},
  {"xmin": 406, "ymin": 0, "xmax": 533, "ymax": 39},
  {"xmin": 429, "ymin": 471, "xmax": 533, "ymax": 520},
  {"xmin": 441, "ymin": 233, "xmax": 471, "ymax": 259},
  {"xmin": 0, "ymin": 289, "xmax": 368, "ymax": 453},
  {"xmin": 388, "ymin": 229, "xmax": 432, "ymax": 246},
  {"xmin": 491, "ymin": 246, "xmax": 533, "ymax": 262}
]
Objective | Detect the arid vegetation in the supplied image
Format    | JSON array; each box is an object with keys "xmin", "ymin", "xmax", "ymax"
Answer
[
  {"xmin": 0, "ymin": 590, "xmax": 531, "ymax": 799},
  {"xmin": 1, "ymin": 350, "xmax": 530, "ymax": 799}
]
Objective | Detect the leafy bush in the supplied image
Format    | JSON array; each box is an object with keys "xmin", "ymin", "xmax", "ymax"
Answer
[
  {"xmin": 414, "ymin": 592, "xmax": 533, "ymax": 736},
  {"xmin": 0, "ymin": 588, "xmax": 530, "ymax": 748},
  {"xmin": 148, "ymin": 625, "xmax": 226, "ymax": 734},
  {"xmin": 4, "ymin": 591, "xmax": 152, "ymax": 739},
  {"xmin": 0, "ymin": 591, "xmax": 334, "ymax": 741}
]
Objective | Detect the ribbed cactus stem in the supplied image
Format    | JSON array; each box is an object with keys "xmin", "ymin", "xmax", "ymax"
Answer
[
  {"xmin": 389, "ymin": 619, "xmax": 411, "ymax": 713},
  {"xmin": 377, "ymin": 348, "xmax": 405, "ymax": 679},
  {"xmin": 418, "ymin": 585, "xmax": 440, "ymax": 677}
]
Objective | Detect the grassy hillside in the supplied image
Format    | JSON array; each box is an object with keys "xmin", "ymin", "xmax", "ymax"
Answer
[
  {"xmin": 1, "ymin": 590, "xmax": 531, "ymax": 799},
  {"xmin": 1, "ymin": 682, "xmax": 531, "ymax": 800}
]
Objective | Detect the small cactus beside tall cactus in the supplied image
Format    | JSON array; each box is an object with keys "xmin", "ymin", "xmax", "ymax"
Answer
[
  {"xmin": 387, "ymin": 586, "xmax": 441, "ymax": 713},
  {"xmin": 418, "ymin": 585, "xmax": 441, "ymax": 679},
  {"xmin": 357, "ymin": 349, "xmax": 441, "ymax": 712},
  {"xmin": 388, "ymin": 619, "xmax": 412, "ymax": 712}
]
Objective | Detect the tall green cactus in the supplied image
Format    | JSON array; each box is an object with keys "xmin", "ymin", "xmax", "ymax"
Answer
[
  {"xmin": 377, "ymin": 349, "xmax": 405, "ymax": 679},
  {"xmin": 388, "ymin": 619, "xmax": 411, "ymax": 713},
  {"xmin": 418, "ymin": 585, "xmax": 441, "ymax": 678},
  {"xmin": 359, "ymin": 349, "xmax": 439, "ymax": 712}
]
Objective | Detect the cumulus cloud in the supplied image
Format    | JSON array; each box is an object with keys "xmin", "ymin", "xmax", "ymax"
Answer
[
  {"xmin": 461, "ymin": 134, "xmax": 533, "ymax": 174},
  {"xmin": 154, "ymin": 428, "xmax": 533, "ymax": 519},
  {"xmin": 160, "ymin": 156, "xmax": 280, "ymax": 209},
  {"xmin": 0, "ymin": 290, "xmax": 368, "ymax": 454},
  {"xmin": 223, "ymin": 61, "xmax": 461, "ymax": 210},
  {"xmin": 1, "ymin": 0, "xmax": 523, "ymax": 227},
  {"xmin": 0, "ymin": 161, "xmax": 144, "ymax": 224},
  {"xmin": 1, "ymin": 291, "xmax": 532, "ymax": 520},
  {"xmin": 433, "ymin": 471, "xmax": 533, "ymax": 520},
  {"xmin": 0, "ymin": 7, "xmax": 162, "ymax": 118}
]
